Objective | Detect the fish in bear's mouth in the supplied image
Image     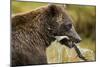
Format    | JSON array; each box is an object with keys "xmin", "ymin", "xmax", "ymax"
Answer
[
  {"xmin": 55, "ymin": 36, "xmax": 87, "ymax": 61},
  {"xmin": 55, "ymin": 36, "xmax": 77, "ymax": 48}
]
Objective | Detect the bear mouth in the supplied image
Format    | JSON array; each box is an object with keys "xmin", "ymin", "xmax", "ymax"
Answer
[{"xmin": 55, "ymin": 36, "xmax": 78, "ymax": 48}]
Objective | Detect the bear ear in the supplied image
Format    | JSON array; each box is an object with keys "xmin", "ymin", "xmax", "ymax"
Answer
[
  {"xmin": 47, "ymin": 4, "xmax": 66, "ymax": 17},
  {"xmin": 47, "ymin": 4, "xmax": 60, "ymax": 17}
]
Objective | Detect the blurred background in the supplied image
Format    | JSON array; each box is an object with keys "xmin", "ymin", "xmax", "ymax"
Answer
[{"xmin": 12, "ymin": 0, "xmax": 96, "ymax": 63}]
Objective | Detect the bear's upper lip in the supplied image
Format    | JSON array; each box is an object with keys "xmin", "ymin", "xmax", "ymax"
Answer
[{"xmin": 55, "ymin": 36, "xmax": 79, "ymax": 48}]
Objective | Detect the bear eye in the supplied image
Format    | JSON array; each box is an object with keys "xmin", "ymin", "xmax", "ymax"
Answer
[{"xmin": 65, "ymin": 24, "xmax": 72, "ymax": 31}]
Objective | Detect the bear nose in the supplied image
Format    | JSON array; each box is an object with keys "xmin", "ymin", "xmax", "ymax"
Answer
[{"xmin": 75, "ymin": 38, "xmax": 82, "ymax": 43}]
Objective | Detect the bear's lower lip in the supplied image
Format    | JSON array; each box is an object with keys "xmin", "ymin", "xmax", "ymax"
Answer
[{"xmin": 67, "ymin": 41, "xmax": 76, "ymax": 48}]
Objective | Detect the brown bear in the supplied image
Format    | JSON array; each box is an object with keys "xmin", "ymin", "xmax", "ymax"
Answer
[{"xmin": 11, "ymin": 4, "xmax": 81, "ymax": 66}]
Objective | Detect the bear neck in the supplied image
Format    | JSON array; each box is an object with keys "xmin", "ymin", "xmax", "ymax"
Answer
[{"xmin": 34, "ymin": 25, "xmax": 55, "ymax": 47}]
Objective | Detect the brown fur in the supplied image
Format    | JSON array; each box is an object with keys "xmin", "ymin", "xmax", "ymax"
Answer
[{"xmin": 11, "ymin": 4, "xmax": 78, "ymax": 66}]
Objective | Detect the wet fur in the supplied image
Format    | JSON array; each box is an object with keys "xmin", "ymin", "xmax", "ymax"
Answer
[{"xmin": 11, "ymin": 5, "xmax": 69, "ymax": 66}]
